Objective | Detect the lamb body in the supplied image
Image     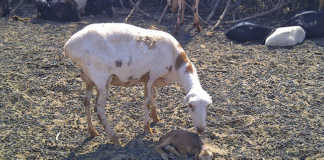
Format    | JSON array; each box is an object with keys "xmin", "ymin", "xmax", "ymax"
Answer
[{"xmin": 155, "ymin": 129, "xmax": 215, "ymax": 160}]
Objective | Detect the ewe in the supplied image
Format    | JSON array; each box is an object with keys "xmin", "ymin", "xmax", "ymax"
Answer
[{"xmin": 63, "ymin": 23, "xmax": 212, "ymax": 144}]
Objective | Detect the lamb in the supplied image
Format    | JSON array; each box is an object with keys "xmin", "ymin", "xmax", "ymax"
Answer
[
  {"xmin": 155, "ymin": 129, "xmax": 216, "ymax": 160},
  {"xmin": 62, "ymin": 23, "xmax": 212, "ymax": 145}
]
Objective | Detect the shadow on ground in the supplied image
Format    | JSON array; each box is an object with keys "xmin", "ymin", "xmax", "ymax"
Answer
[{"xmin": 65, "ymin": 134, "xmax": 162, "ymax": 160}]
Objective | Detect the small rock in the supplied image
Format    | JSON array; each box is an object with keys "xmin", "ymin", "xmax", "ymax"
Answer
[{"xmin": 206, "ymin": 31, "xmax": 214, "ymax": 36}]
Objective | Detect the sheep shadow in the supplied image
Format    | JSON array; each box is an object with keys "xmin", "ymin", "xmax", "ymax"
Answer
[{"xmin": 65, "ymin": 133, "xmax": 163, "ymax": 160}]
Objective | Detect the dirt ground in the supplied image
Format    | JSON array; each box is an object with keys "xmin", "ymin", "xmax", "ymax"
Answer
[{"xmin": 0, "ymin": 1, "xmax": 324, "ymax": 160}]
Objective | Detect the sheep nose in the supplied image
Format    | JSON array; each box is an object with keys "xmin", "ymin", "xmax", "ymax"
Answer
[{"xmin": 197, "ymin": 127, "xmax": 204, "ymax": 134}]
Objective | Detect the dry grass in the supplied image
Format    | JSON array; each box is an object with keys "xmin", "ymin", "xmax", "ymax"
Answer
[{"xmin": 0, "ymin": 2, "xmax": 324, "ymax": 160}]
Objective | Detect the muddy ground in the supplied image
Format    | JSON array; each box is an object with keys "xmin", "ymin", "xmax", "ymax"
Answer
[{"xmin": 0, "ymin": 1, "xmax": 323, "ymax": 160}]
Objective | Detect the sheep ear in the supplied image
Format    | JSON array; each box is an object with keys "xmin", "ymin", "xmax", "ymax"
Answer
[{"xmin": 184, "ymin": 93, "xmax": 193, "ymax": 104}]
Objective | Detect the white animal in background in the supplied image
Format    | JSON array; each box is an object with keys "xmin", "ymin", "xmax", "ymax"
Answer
[
  {"xmin": 265, "ymin": 26, "xmax": 306, "ymax": 47},
  {"xmin": 63, "ymin": 23, "xmax": 212, "ymax": 144}
]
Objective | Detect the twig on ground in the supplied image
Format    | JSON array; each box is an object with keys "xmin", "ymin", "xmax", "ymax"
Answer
[
  {"xmin": 211, "ymin": 0, "xmax": 231, "ymax": 30},
  {"xmin": 129, "ymin": 0, "xmax": 151, "ymax": 17},
  {"xmin": 183, "ymin": 0, "xmax": 209, "ymax": 25},
  {"xmin": 9, "ymin": 0, "xmax": 24, "ymax": 15},
  {"xmin": 119, "ymin": 0, "xmax": 126, "ymax": 9},
  {"xmin": 159, "ymin": 2, "xmax": 169, "ymax": 23},
  {"xmin": 207, "ymin": 0, "xmax": 221, "ymax": 22},
  {"xmin": 224, "ymin": 0, "xmax": 286, "ymax": 24},
  {"xmin": 125, "ymin": 0, "xmax": 144, "ymax": 22}
]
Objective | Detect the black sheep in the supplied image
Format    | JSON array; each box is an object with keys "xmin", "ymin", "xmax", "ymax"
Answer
[
  {"xmin": 84, "ymin": 0, "xmax": 113, "ymax": 16},
  {"xmin": 35, "ymin": 0, "xmax": 80, "ymax": 22},
  {"xmin": 225, "ymin": 22, "xmax": 273, "ymax": 43},
  {"xmin": 286, "ymin": 10, "xmax": 324, "ymax": 38}
]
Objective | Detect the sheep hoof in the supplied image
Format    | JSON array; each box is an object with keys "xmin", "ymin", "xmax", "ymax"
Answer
[
  {"xmin": 152, "ymin": 116, "xmax": 159, "ymax": 123},
  {"xmin": 193, "ymin": 23, "xmax": 202, "ymax": 32},
  {"xmin": 88, "ymin": 127, "xmax": 99, "ymax": 137},
  {"xmin": 144, "ymin": 124, "xmax": 154, "ymax": 135}
]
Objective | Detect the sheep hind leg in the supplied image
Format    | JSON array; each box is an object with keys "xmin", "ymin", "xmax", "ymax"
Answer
[
  {"xmin": 193, "ymin": 0, "xmax": 201, "ymax": 32},
  {"xmin": 143, "ymin": 79, "xmax": 157, "ymax": 134},
  {"xmin": 81, "ymin": 72, "xmax": 99, "ymax": 137},
  {"xmin": 150, "ymin": 87, "xmax": 159, "ymax": 123},
  {"xmin": 320, "ymin": 0, "xmax": 324, "ymax": 10},
  {"xmin": 94, "ymin": 76, "xmax": 120, "ymax": 145},
  {"xmin": 85, "ymin": 83, "xmax": 99, "ymax": 137},
  {"xmin": 180, "ymin": 0, "xmax": 185, "ymax": 24},
  {"xmin": 175, "ymin": 0, "xmax": 183, "ymax": 34}
]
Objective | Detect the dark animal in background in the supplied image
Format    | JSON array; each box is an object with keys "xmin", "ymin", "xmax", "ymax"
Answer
[
  {"xmin": 35, "ymin": 0, "xmax": 80, "ymax": 22},
  {"xmin": 84, "ymin": 0, "xmax": 113, "ymax": 16},
  {"xmin": 0, "ymin": 0, "xmax": 9, "ymax": 17},
  {"xmin": 286, "ymin": 10, "xmax": 324, "ymax": 38},
  {"xmin": 225, "ymin": 22, "xmax": 273, "ymax": 43}
]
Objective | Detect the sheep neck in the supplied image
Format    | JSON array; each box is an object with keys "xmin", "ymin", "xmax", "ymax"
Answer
[{"xmin": 177, "ymin": 67, "xmax": 202, "ymax": 94}]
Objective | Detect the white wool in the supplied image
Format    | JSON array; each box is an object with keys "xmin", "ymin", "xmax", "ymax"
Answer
[
  {"xmin": 63, "ymin": 23, "xmax": 212, "ymax": 138},
  {"xmin": 265, "ymin": 26, "xmax": 306, "ymax": 47}
]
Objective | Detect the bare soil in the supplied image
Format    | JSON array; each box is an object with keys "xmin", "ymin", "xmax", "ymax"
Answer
[{"xmin": 0, "ymin": 2, "xmax": 323, "ymax": 160}]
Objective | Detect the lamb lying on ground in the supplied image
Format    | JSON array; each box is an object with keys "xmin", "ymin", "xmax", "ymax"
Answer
[{"xmin": 155, "ymin": 129, "xmax": 217, "ymax": 160}]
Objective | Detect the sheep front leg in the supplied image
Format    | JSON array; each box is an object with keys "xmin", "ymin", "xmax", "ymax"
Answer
[
  {"xmin": 143, "ymin": 81, "xmax": 155, "ymax": 134},
  {"xmin": 81, "ymin": 72, "xmax": 99, "ymax": 137},
  {"xmin": 95, "ymin": 77, "xmax": 120, "ymax": 145},
  {"xmin": 85, "ymin": 83, "xmax": 99, "ymax": 137},
  {"xmin": 150, "ymin": 87, "xmax": 159, "ymax": 123}
]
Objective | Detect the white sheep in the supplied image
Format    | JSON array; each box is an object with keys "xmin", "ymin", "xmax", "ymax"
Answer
[{"xmin": 63, "ymin": 23, "xmax": 212, "ymax": 144}]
